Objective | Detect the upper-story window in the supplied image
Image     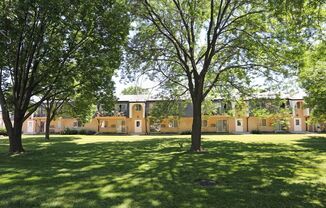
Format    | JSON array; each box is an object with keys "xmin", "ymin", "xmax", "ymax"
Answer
[
  {"xmin": 73, "ymin": 120, "xmax": 82, "ymax": 128},
  {"xmin": 118, "ymin": 104, "xmax": 127, "ymax": 112},
  {"xmin": 296, "ymin": 102, "xmax": 301, "ymax": 109},
  {"xmin": 216, "ymin": 102, "xmax": 231, "ymax": 114},
  {"xmin": 135, "ymin": 104, "xmax": 142, "ymax": 111}
]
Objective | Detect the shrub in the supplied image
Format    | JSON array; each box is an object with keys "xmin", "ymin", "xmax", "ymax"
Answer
[
  {"xmin": 0, "ymin": 128, "xmax": 8, "ymax": 136},
  {"xmin": 251, "ymin": 130, "xmax": 262, "ymax": 134},
  {"xmin": 62, "ymin": 128, "xmax": 79, "ymax": 135},
  {"xmin": 61, "ymin": 128, "xmax": 96, "ymax": 135},
  {"xmin": 78, "ymin": 129, "xmax": 87, "ymax": 135},
  {"xmin": 180, "ymin": 131, "xmax": 192, "ymax": 135},
  {"xmin": 85, "ymin": 130, "xmax": 96, "ymax": 135}
]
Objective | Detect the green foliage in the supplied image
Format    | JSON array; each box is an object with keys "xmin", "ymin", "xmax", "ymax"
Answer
[
  {"xmin": 121, "ymin": 86, "xmax": 149, "ymax": 95},
  {"xmin": 202, "ymin": 99, "xmax": 216, "ymax": 118},
  {"xmin": 149, "ymin": 100, "xmax": 189, "ymax": 123},
  {"xmin": 0, "ymin": 0, "xmax": 129, "ymax": 139},
  {"xmin": 299, "ymin": 41, "xmax": 326, "ymax": 124},
  {"xmin": 61, "ymin": 128, "xmax": 96, "ymax": 135},
  {"xmin": 269, "ymin": 108, "xmax": 292, "ymax": 131},
  {"xmin": 0, "ymin": 128, "xmax": 8, "ymax": 136},
  {"xmin": 228, "ymin": 99, "xmax": 249, "ymax": 117},
  {"xmin": 126, "ymin": 0, "xmax": 322, "ymax": 99},
  {"xmin": 251, "ymin": 96, "xmax": 292, "ymax": 130}
]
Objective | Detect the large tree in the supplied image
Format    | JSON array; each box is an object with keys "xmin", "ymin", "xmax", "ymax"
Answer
[
  {"xmin": 127, "ymin": 0, "xmax": 320, "ymax": 151},
  {"xmin": 299, "ymin": 41, "xmax": 326, "ymax": 124},
  {"xmin": 0, "ymin": 0, "xmax": 129, "ymax": 153}
]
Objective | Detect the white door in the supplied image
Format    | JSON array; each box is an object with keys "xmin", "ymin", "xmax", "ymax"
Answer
[
  {"xmin": 217, "ymin": 120, "xmax": 228, "ymax": 132},
  {"xmin": 294, "ymin": 118, "xmax": 302, "ymax": 132},
  {"xmin": 134, "ymin": 120, "xmax": 142, "ymax": 133},
  {"xmin": 27, "ymin": 121, "xmax": 34, "ymax": 133},
  {"xmin": 235, "ymin": 119, "xmax": 243, "ymax": 132}
]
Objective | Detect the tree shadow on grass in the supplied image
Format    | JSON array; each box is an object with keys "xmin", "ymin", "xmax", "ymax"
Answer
[
  {"xmin": 295, "ymin": 136, "xmax": 326, "ymax": 152},
  {"xmin": 0, "ymin": 136, "xmax": 325, "ymax": 208}
]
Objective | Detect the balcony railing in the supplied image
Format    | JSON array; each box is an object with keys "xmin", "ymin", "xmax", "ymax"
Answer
[
  {"xmin": 97, "ymin": 111, "xmax": 127, "ymax": 117},
  {"xmin": 33, "ymin": 113, "xmax": 46, "ymax": 117}
]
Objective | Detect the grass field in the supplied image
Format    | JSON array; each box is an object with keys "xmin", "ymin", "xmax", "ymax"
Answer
[{"xmin": 0, "ymin": 134, "xmax": 325, "ymax": 208}]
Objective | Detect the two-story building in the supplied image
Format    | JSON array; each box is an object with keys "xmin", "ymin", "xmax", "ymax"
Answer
[{"xmin": 19, "ymin": 94, "xmax": 323, "ymax": 134}]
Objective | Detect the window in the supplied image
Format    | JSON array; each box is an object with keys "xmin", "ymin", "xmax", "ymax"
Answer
[
  {"xmin": 296, "ymin": 102, "xmax": 301, "ymax": 109},
  {"xmin": 237, "ymin": 120, "xmax": 242, "ymax": 126},
  {"xmin": 73, "ymin": 121, "xmax": 82, "ymax": 128},
  {"xmin": 261, "ymin": 119, "xmax": 267, "ymax": 126},
  {"xmin": 169, "ymin": 120, "xmax": 178, "ymax": 128},
  {"xmin": 101, "ymin": 120, "xmax": 108, "ymax": 128},
  {"xmin": 118, "ymin": 104, "xmax": 127, "ymax": 112},
  {"xmin": 202, "ymin": 120, "xmax": 208, "ymax": 127},
  {"xmin": 136, "ymin": 121, "xmax": 141, "ymax": 127},
  {"xmin": 135, "ymin": 104, "xmax": 142, "ymax": 111},
  {"xmin": 295, "ymin": 119, "xmax": 300, "ymax": 126}
]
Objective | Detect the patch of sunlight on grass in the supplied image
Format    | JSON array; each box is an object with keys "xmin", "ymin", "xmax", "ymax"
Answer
[
  {"xmin": 112, "ymin": 198, "xmax": 133, "ymax": 208},
  {"xmin": 80, "ymin": 164, "xmax": 105, "ymax": 171},
  {"xmin": 311, "ymin": 199, "xmax": 323, "ymax": 207},
  {"xmin": 25, "ymin": 175, "xmax": 42, "ymax": 182},
  {"xmin": 281, "ymin": 191, "xmax": 290, "ymax": 197},
  {"xmin": 137, "ymin": 163, "xmax": 151, "ymax": 171},
  {"xmin": 149, "ymin": 199, "xmax": 161, "ymax": 207},
  {"xmin": 103, "ymin": 192, "xmax": 131, "ymax": 199},
  {"xmin": 0, "ymin": 173, "xmax": 22, "ymax": 184}
]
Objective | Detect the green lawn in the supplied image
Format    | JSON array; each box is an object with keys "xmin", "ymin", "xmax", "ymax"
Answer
[{"xmin": 0, "ymin": 134, "xmax": 325, "ymax": 208}]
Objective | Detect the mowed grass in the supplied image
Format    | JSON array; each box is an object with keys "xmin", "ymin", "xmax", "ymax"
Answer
[{"xmin": 0, "ymin": 134, "xmax": 325, "ymax": 208}]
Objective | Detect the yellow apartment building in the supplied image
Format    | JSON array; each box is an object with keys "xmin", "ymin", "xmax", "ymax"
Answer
[{"xmin": 21, "ymin": 94, "xmax": 322, "ymax": 135}]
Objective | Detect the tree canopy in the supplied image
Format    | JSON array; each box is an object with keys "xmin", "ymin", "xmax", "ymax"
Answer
[
  {"xmin": 299, "ymin": 41, "xmax": 326, "ymax": 124},
  {"xmin": 0, "ymin": 0, "xmax": 129, "ymax": 153},
  {"xmin": 121, "ymin": 86, "xmax": 149, "ymax": 95},
  {"xmin": 126, "ymin": 0, "xmax": 322, "ymax": 151}
]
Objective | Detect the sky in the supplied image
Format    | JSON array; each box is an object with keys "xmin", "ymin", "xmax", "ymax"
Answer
[
  {"xmin": 113, "ymin": 73, "xmax": 157, "ymax": 96},
  {"xmin": 113, "ymin": 70, "xmax": 305, "ymax": 98}
]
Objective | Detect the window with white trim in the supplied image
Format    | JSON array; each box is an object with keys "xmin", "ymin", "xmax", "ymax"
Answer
[
  {"xmin": 101, "ymin": 120, "xmax": 108, "ymax": 128},
  {"xmin": 169, "ymin": 120, "xmax": 178, "ymax": 128}
]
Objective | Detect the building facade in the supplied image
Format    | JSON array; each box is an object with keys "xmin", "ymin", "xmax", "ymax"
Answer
[{"xmin": 20, "ymin": 94, "xmax": 323, "ymax": 135}]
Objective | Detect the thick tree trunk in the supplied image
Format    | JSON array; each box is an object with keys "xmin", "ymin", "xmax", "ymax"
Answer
[
  {"xmin": 190, "ymin": 98, "xmax": 203, "ymax": 152},
  {"xmin": 45, "ymin": 113, "xmax": 52, "ymax": 140},
  {"xmin": 8, "ymin": 121, "xmax": 24, "ymax": 153}
]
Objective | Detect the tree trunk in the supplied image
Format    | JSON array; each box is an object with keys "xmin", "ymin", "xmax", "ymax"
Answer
[
  {"xmin": 45, "ymin": 114, "xmax": 52, "ymax": 140},
  {"xmin": 8, "ymin": 121, "xmax": 24, "ymax": 153},
  {"xmin": 45, "ymin": 106, "xmax": 53, "ymax": 140},
  {"xmin": 190, "ymin": 98, "xmax": 203, "ymax": 152}
]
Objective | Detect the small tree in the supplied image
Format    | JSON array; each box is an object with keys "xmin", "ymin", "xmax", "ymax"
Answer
[
  {"xmin": 252, "ymin": 97, "xmax": 291, "ymax": 131},
  {"xmin": 148, "ymin": 97, "xmax": 188, "ymax": 133}
]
